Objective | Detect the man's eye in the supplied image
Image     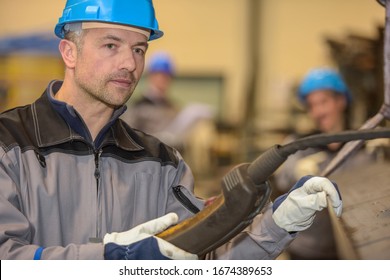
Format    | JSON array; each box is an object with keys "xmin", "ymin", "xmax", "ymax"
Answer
[
  {"xmin": 106, "ymin": 44, "xmax": 116, "ymax": 49},
  {"xmin": 134, "ymin": 48, "xmax": 146, "ymax": 55}
]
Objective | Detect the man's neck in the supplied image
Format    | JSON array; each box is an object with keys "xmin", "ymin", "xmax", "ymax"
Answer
[{"xmin": 55, "ymin": 80, "xmax": 114, "ymax": 141}]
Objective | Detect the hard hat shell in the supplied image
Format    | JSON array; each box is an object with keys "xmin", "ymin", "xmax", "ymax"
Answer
[
  {"xmin": 147, "ymin": 52, "xmax": 175, "ymax": 76},
  {"xmin": 55, "ymin": 0, "xmax": 163, "ymax": 41},
  {"xmin": 298, "ymin": 68, "xmax": 352, "ymax": 105}
]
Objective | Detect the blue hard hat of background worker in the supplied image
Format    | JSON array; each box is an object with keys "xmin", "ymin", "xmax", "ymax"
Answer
[
  {"xmin": 147, "ymin": 52, "xmax": 175, "ymax": 76},
  {"xmin": 298, "ymin": 68, "xmax": 353, "ymax": 105},
  {"xmin": 55, "ymin": 0, "xmax": 163, "ymax": 41}
]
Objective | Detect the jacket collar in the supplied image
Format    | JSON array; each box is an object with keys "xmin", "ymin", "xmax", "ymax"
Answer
[{"xmin": 32, "ymin": 80, "xmax": 144, "ymax": 152}]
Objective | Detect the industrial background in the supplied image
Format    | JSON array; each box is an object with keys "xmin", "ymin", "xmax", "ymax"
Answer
[{"xmin": 0, "ymin": 0, "xmax": 388, "ymax": 259}]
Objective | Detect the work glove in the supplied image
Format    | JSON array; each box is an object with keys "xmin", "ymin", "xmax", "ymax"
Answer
[
  {"xmin": 272, "ymin": 175, "xmax": 342, "ymax": 232},
  {"xmin": 103, "ymin": 213, "xmax": 198, "ymax": 260}
]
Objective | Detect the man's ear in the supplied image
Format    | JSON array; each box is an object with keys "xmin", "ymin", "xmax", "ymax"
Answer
[{"xmin": 58, "ymin": 39, "xmax": 77, "ymax": 68}]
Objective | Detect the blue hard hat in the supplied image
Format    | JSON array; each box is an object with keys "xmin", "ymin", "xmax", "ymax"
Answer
[
  {"xmin": 298, "ymin": 68, "xmax": 352, "ymax": 105},
  {"xmin": 147, "ymin": 52, "xmax": 175, "ymax": 76},
  {"xmin": 55, "ymin": 0, "xmax": 163, "ymax": 41}
]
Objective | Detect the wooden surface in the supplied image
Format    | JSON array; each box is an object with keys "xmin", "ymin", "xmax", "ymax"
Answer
[{"xmin": 330, "ymin": 160, "xmax": 390, "ymax": 259}]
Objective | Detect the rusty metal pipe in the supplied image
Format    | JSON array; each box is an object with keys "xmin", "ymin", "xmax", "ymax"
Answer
[{"xmin": 321, "ymin": 0, "xmax": 390, "ymax": 177}]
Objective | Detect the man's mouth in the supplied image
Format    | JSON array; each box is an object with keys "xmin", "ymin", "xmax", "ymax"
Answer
[{"xmin": 111, "ymin": 79, "xmax": 133, "ymax": 88}]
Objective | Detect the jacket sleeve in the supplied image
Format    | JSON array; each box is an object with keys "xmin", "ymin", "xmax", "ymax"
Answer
[
  {"xmin": 206, "ymin": 203, "xmax": 295, "ymax": 260},
  {"xmin": 0, "ymin": 152, "xmax": 104, "ymax": 260}
]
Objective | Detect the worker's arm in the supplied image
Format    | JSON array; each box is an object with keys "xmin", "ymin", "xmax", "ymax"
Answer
[
  {"xmin": 206, "ymin": 203, "xmax": 296, "ymax": 260},
  {"xmin": 207, "ymin": 175, "xmax": 342, "ymax": 259}
]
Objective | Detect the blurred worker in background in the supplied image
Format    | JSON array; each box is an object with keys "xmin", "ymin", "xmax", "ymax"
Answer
[
  {"xmin": 121, "ymin": 51, "xmax": 179, "ymax": 142},
  {"xmin": 121, "ymin": 51, "xmax": 216, "ymax": 176},
  {"xmin": 274, "ymin": 67, "xmax": 376, "ymax": 259},
  {"xmin": 121, "ymin": 51, "xmax": 215, "ymax": 154},
  {"xmin": 0, "ymin": 0, "xmax": 342, "ymax": 260}
]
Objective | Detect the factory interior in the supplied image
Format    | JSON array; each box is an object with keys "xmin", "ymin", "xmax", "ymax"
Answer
[{"xmin": 1, "ymin": 0, "xmax": 390, "ymax": 260}]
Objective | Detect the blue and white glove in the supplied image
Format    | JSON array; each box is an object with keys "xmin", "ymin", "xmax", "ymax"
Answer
[
  {"xmin": 272, "ymin": 175, "xmax": 342, "ymax": 232},
  {"xmin": 103, "ymin": 213, "xmax": 198, "ymax": 260}
]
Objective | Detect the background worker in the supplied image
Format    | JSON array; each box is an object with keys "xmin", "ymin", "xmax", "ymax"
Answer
[
  {"xmin": 122, "ymin": 51, "xmax": 179, "ymax": 140},
  {"xmin": 121, "ymin": 51, "xmax": 215, "ymax": 153},
  {"xmin": 0, "ymin": 0, "xmax": 342, "ymax": 260},
  {"xmin": 274, "ymin": 67, "xmax": 375, "ymax": 259}
]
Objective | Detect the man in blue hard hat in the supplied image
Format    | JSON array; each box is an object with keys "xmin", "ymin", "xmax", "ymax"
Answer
[
  {"xmin": 0, "ymin": 1, "xmax": 342, "ymax": 260},
  {"xmin": 298, "ymin": 68, "xmax": 352, "ymax": 134},
  {"xmin": 274, "ymin": 67, "xmax": 375, "ymax": 259}
]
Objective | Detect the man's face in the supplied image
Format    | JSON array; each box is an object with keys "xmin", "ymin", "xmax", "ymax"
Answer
[
  {"xmin": 148, "ymin": 72, "xmax": 172, "ymax": 97},
  {"xmin": 306, "ymin": 89, "xmax": 347, "ymax": 133},
  {"xmin": 73, "ymin": 28, "xmax": 148, "ymax": 108}
]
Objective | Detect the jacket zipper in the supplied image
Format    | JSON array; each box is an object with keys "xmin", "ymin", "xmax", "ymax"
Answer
[
  {"xmin": 94, "ymin": 149, "xmax": 102, "ymax": 183},
  {"xmin": 94, "ymin": 149, "xmax": 103, "ymax": 240},
  {"xmin": 172, "ymin": 186, "xmax": 200, "ymax": 214},
  {"xmin": 34, "ymin": 150, "xmax": 46, "ymax": 168}
]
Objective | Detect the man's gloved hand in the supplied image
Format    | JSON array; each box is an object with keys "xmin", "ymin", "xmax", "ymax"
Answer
[
  {"xmin": 272, "ymin": 175, "xmax": 342, "ymax": 232},
  {"xmin": 103, "ymin": 213, "xmax": 198, "ymax": 260}
]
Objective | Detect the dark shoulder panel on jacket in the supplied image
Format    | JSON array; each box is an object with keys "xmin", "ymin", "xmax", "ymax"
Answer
[
  {"xmin": 0, "ymin": 104, "xmax": 37, "ymax": 151},
  {"xmin": 117, "ymin": 119, "xmax": 179, "ymax": 167}
]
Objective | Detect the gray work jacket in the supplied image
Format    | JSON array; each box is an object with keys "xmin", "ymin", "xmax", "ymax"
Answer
[{"xmin": 0, "ymin": 81, "xmax": 293, "ymax": 259}]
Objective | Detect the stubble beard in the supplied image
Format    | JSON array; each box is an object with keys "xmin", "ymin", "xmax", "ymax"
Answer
[{"xmin": 75, "ymin": 71, "xmax": 138, "ymax": 108}]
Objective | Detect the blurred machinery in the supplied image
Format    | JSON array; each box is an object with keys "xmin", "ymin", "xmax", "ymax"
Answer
[
  {"xmin": 322, "ymin": 0, "xmax": 390, "ymax": 259},
  {"xmin": 0, "ymin": 33, "xmax": 63, "ymax": 112},
  {"xmin": 326, "ymin": 28, "xmax": 385, "ymax": 128}
]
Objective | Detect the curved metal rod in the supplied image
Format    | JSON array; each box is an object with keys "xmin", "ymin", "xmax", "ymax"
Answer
[
  {"xmin": 321, "ymin": 0, "xmax": 390, "ymax": 177},
  {"xmin": 320, "ymin": 109, "xmax": 386, "ymax": 177},
  {"xmin": 324, "ymin": 0, "xmax": 390, "ymax": 260}
]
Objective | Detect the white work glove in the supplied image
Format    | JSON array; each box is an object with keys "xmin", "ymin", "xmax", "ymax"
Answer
[
  {"xmin": 272, "ymin": 175, "xmax": 342, "ymax": 232},
  {"xmin": 103, "ymin": 213, "xmax": 198, "ymax": 260}
]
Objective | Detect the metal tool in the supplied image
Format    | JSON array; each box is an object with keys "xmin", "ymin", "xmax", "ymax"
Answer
[{"xmin": 158, "ymin": 128, "xmax": 390, "ymax": 257}]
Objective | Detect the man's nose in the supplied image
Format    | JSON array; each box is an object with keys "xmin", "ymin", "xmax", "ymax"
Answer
[{"xmin": 119, "ymin": 50, "xmax": 137, "ymax": 72}]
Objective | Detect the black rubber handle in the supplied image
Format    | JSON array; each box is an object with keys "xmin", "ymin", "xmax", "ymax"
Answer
[{"xmin": 157, "ymin": 163, "xmax": 271, "ymax": 256}]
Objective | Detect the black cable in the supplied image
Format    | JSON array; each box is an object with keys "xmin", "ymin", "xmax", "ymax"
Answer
[
  {"xmin": 247, "ymin": 127, "xmax": 390, "ymax": 185},
  {"xmin": 280, "ymin": 128, "xmax": 390, "ymax": 156}
]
